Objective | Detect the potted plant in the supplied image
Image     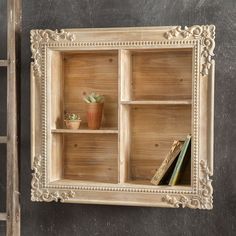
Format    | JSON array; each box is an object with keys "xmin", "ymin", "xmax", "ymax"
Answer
[
  {"xmin": 83, "ymin": 92, "xmax": 104, "ymax": 129},
  {"xmin": 64, "ymin": 112, "xmax": 81, "ymax": 129}
]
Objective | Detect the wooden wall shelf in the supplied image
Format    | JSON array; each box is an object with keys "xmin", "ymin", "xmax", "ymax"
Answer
[
  {"xmin": 31, "ymin": 26, "xmax": 215, "ymax": 209},
  {"xmin": 51, "ymin": 128, "xmax": 119, "ymax": 134},
  {"xmin": 120, "ymin": 100, "xmax": 192, "ymax": 105}
]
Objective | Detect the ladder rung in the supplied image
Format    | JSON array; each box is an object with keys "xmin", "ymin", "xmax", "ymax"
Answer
[
  {"xmin": 0, "ymin": 213, "xmax": 7, "ymax": 221},
  {"xmin": 0, "ymin": 136, "xmax": 7, "ymax": 143},
  {"xmin": 0, "ymin": 60, "xmax": 9, "ymax": 67}
]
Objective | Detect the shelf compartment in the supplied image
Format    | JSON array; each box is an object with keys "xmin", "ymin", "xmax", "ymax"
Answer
[
  {"xmin": 50, "ymin": 133, "xmax": 118, "ymax": 184},
  {"xmin": 128, "ymin": 104, "xmax": 192, "ymax": 185},
  {"xmin": 120, "ymin": 49, "xmax": 193, "ymax": 101},
  {"xmin": 121, "ymin": 100, "xmax": 192, "ymax": 105},
  {"xmin": 50, "ymin": 50, "xmax": 118, "ymax": 130},
  {"xmin": 51, "ymin": 128, "xmax": 118, "ymax": 134}
]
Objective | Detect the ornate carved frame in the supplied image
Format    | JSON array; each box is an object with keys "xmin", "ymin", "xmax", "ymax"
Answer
[{"xmin": 31, "ymin": 26, "xmax": 215, "ymax": 208}]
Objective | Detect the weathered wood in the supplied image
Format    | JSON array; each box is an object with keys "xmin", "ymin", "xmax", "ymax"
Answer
[
  {"xmin": 0, "ymin": 136, "xmax": 8, "ymax": 143},
  {"xmin": 31, "ymin": 26, "xmax": 215, "ymax": 209},
  {"xmin": 63, "ymin": 134, "xmax": 118, "ymax": 183},
  {"xmin": 6, "ymin": 0, "xmax": 21, "ymax": 235},
  {"xmin": 121, "ymin": 100, "xmax": 192, "ymax": 105},
  {"xmin": 62, "ymin": 51, "xmax": 118, "ymax": 129},
  {"xmin": 0, "ymin": 60, "xmax": 9, "ymax": 67},
  {"xmin": 51, "ymin": 128, "xmax": 118, "ymax": 134},
  {"xmin": 0, "ymin": 213, "xmax": 7, "ymax": 221}
]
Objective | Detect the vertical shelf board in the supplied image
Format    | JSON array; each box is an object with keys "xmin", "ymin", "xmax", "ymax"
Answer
[
  {"xmin": 49, "ymin": 50, "xmax": 64, "ymax": 130},
  {"xmin": 130, "ymin": 105, "xmax": 192, "ymax": 183},
  {"xmin": 63, "ymin": 51, "xmax": 118, "ymax": 129},
  {"xmin": 120, "ymin": 49, "xmax": 132, "ymax": 102},
  {"xmin": 63, "ymin": 133, "xmax": 118, "ymax": 183},
  {"xmin": 131, "ymin": 49, "xmax": 193, "ymax": 101},
  {"xmin": 119, "ymin": 105, "xmax": 131, "ymax": 183},
  {"xmin": 49, "ymin": 133, "xmax": 64, "ymax": 182},
  {"xmin": 119, "ymin": 50, "xmax": 132, "ymax": 183}
]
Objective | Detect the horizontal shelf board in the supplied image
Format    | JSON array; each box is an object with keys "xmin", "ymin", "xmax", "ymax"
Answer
[
  {"xmin": 0, "ymin": 213, "xmax": 7, "ymax": 221},
  {"xmin": 0, "ymin": 60, "xmax": 8, "ymax": 67},
  {"xmin": 0, "ymin": 136, "xmax": 7, "ymax": 143},
  {"xmin": 125, "ymin": 180, "xmax": 191, "ymax": 189},
  {"xmin": 49, "ymin": 179, "xmax": 192, "ymax": 191},
  {"xmin": 50, "ymin": 179, "xmax": 118, "ymax": 186},
  {"xmin": 121, "ymin": 100, "xmax": 192, "ymax": 105},
  {"xmin": 51, "ymin": 128, "xmax": 118, "ymax": 134}
]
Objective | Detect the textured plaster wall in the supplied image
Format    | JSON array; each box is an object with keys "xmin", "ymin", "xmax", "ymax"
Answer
[{"xmin": 0, "ymin": 0, "xmax": 236, "ymax": 235}]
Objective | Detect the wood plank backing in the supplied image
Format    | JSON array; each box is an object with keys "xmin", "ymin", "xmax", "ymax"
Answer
[
  {"xmin": 63, "ymin": 134, "xmax": 118, "ymax": 183},
  {"xmin": 132, "ymin": 49, "xmax": 192, "ymax": 100},
  {"xmin": 63, "ymin": 51, "xmax": 118, "ymax": 128},
  {"xmin": 130, "ymin": 105, "xmax": 191, "ymax": 181}
]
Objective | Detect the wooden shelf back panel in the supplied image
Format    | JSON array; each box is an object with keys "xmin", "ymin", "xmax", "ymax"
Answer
[
  {"xmin": 63, "ymin": 133, "xmax": 118, "ymax": 183},
  {"xmin": 130, "ymin": 105, "xmax": 192, "ymax": 181},
  {"xmin": 63, "ymin": 51, "xmax": 118, "ymax": 128},
  {"xmin": 132, "ymin": 49, "xmax": 193, "ymax": 100}
]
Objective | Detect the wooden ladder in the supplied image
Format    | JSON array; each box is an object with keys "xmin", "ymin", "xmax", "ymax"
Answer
[{"xmin": 0, "ymin": 0, "xmax": 21, "ymax": 235}]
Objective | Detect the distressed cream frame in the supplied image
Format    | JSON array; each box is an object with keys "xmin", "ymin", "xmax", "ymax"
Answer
[{"xmin": 31, "ymin": 26, "xmax": 215, "ymax": 209}]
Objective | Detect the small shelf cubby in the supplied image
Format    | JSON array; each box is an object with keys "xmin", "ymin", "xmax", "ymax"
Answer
[
  {"xmin": 50, "ymin": 133, "xmax": 118, "ymax": 184},
  {"xmin": 120, "ymin": 48, "xmax": 193, "ymax": 102},
  {"xmin": 129, "ymin": 104, "xmax": 191, "ymax": 184},
  {"xmin": 50, "ymin": 50, "xmax": 118, "ymax": 131},
  {"xmin": 31, "ymin": 26, "xmax": 215, "ymax": 207}
]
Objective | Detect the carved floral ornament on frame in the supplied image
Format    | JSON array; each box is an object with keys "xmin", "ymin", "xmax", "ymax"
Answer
[{"xmin": 31, "ymin": 25, "xmax": 215, "ymax": 209}]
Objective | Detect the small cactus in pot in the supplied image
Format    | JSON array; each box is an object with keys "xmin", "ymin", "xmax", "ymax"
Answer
[
  {"xmin": 83, "ymin": 92, "xmax": 104, "ymax": 129},
  {"xmin": 64, "ymin": 112, "xmax": 81, "ymax": 129}
]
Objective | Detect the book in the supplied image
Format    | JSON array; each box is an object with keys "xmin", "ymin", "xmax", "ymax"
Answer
[
  {"xmin": 158, "ymin": 153, "xmax": 180, "ymax": 185},
  {"xmin": 177, "ymin": 141, "xmax": 191, "ymax": 185},
  {"xmin": 168, "ymin": 134, "xmax": 191, "ymax": 186},
  {"xmin": 151, "ymin": 140, "xmax": 184, "ymax": 185}
]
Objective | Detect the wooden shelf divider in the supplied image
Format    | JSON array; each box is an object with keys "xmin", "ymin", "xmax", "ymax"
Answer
[
  {"xmin": 51, "ymin": 128, "xmax": 118, "ymax": 134},
  {"xmin": 121, "ymin": 100, "xmax": 192, "ymax": 105}
]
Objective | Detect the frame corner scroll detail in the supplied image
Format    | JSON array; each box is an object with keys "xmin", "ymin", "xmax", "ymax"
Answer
[
  {"xmin": 164, "ymin": 25, "xmax": 215, "ymax": 76},
  {"xmin": 31, "ymin": 155, "xmax": 75, "ymax": 202},
  {"xmin": 30, "ymin": 29, "xmax": 76, "ymax": 79},
  {"xmin": 162, "ymin": 160, "xmax": 213, "ymax": 209}
]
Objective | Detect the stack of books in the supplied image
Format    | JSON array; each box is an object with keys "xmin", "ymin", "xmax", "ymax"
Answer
[{"xmin": 151, "ymin": 134, "xmax": 191, "ymax": 186}]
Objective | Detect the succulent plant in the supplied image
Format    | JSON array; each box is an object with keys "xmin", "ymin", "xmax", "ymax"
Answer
[
  {"xmin": 83, "ymin": 92, "xmax": 104, "ymax": 104},
  {"xmin": 64, "ymin": 112, "xmax": 80, "ymax": 121}
]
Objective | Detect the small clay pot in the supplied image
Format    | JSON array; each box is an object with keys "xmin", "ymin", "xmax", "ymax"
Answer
[
  {"xmin": 87, "ymin": 103, "xmax": 104, "ymax": 129},
  {"xmin": 64, "ymin": 120, "xmax": 81, "ymax": 129}
]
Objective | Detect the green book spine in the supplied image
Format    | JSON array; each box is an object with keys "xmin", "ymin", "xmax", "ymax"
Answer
[{"xmin": 168, "ymin": 134, "xmax": 191, "ymax": 186}]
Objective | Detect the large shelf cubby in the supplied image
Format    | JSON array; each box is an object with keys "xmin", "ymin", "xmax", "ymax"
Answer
[
  {"xmin": 49, "ymin": 48, "xmax": 192, "ymax": 187},
  {"xmin": 31, "ymin": 26, "xmax": 215, "ymax": 208}
]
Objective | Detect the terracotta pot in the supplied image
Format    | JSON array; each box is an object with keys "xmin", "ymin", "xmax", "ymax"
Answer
[
  {"xmin": 87, "ymin": 103, "xmax": 104, "ymax": 129},
  {"xmin": 64, "ymin": 120, "xmax": 81, "ymax": 129}
]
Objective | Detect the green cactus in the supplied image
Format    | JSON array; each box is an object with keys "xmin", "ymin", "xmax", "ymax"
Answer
[
  {"xmin": 83, "ymin": 92, "xmax": 105, "ymax": 104},
  {"xmin": 64, "ymin": 112, "xmax": 80, "ymax": 121}
]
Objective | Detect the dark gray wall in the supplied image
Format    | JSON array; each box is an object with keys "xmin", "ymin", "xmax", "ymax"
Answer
[{"xmin": 1, "ymin": 0, "xmax": 236, "ymax": 235}]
